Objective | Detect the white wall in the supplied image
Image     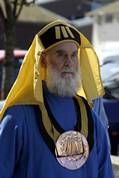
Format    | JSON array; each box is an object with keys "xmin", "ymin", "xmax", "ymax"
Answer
[{"xmin": 92, "ymin": 13, "xmax": 119, "ymax": 64}]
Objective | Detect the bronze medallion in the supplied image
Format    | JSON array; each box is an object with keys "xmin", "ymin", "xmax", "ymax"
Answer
[{"xmin": 55, "ymin": 131, "xmax": 89, "ymax": 170}]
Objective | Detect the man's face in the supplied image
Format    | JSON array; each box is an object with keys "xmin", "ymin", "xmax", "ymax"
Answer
[{"xmin": 42, "ymin": 42, "xmax": 80, "ymax": 96}]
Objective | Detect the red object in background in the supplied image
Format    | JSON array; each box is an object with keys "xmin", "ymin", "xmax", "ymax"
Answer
[{"xmin": 0, "ymin": 49, "xmax": 27, "ymax": 62}]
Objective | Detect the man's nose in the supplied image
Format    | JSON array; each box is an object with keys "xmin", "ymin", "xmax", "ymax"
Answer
[{"xmin": 64, "ymin": 55, "xmax": 73, "ymax": 66}]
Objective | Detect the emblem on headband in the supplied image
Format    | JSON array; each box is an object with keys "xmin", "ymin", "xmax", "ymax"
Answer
[
  {"xmin": 55, "ymin": 130, "xmax": 89, "ymax": 170},
  {"xmin": 55, "ymin": 26, "xmax": 75, "ymax": 39}
]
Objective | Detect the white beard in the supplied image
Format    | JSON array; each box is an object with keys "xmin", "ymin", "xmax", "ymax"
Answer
[{"xmin": 46, "ymin": 64, "xmax": 80, "ymax": 97}]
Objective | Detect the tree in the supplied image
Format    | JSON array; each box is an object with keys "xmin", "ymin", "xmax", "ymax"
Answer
[{"xmin": 0, "ymin": 0, "xmax": 36, "ymax": 99}]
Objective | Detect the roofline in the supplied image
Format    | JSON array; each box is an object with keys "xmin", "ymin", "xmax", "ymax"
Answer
[
  {"xmin": 86, "ymin": 1, "xmax": 119, "ymax": 16},
  {"xmin": 72, "ymin": 17, "xmax": 93, "ymax": 27}
]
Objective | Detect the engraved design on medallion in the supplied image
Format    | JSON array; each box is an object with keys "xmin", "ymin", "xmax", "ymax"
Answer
[{"xmin": 55, "ymin": 131, "xmax": 89, "ymax": 170}]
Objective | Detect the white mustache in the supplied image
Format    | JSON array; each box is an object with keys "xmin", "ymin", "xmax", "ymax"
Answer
[{"xmin": 61, "ymin": 68, "xmax": 75, "ymax": 73}]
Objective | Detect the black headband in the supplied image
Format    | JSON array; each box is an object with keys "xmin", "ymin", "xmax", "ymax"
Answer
[{"xmin": 38, "ymin": 21, "xmax": 81, "ymax": 50}]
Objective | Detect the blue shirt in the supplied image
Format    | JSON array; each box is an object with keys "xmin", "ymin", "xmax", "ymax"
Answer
[{"xmin": 0, "ymin": 91, "xmax": 114, "ymax": 178}]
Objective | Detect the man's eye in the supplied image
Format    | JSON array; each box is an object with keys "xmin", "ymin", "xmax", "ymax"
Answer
[
  {"xmin": 57, "ymin": 52, "xmax": 64, "ymax": 57},
  {"xmin": 72, "ymin": 52, "xmax": 77, "ymax": 58}
]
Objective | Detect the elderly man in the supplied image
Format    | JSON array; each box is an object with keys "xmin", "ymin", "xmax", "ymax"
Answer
[{"xmin": 0, "ymin": 20, "xmax": 114, "ymax": 178}]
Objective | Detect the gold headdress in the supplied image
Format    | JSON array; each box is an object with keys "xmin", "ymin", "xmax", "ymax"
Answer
[{"xmin": 0, "ymin": 20, "xmax": 104, "ymax": 120}]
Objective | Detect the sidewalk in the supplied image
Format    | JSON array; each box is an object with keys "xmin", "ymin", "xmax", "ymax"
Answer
[{"xmin": 111, "ymin": 155, "xmax": 119, "ymax": 178}]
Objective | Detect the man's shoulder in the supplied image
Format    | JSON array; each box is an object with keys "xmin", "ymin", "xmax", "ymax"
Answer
[
  {"xmin": 6, "ymin": 104, "xmax": 35, "ymax": 113},
  {"xmin": 2, "ymin": 105, "xmax": 37, "ymax": 125}
]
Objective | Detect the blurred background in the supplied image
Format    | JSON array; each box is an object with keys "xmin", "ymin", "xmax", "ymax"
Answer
[{"xmin": 0, "ymin": 0, "xmax": 119, "ymax": 174}]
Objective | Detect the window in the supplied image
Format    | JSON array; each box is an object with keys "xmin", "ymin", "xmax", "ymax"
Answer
[
  {"xmin": 105, "ymin": 14, "xmax": 113, "ymax": 23},
  {"xmin": 97, "ymin": 15, "xmax": 103, "ymax": 25}
]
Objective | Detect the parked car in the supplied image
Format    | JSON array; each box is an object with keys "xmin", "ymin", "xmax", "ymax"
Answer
[
  {"xmin": 0, "ymin": 100, "xmax": 4, "ymax": 111},
  {"xmin": 103, "ymin": 99, "xmax": 119, "ymax": 155},
  {"xmin": 101, "ymin": 54, "xmax": 119, "ymax": 155},
  {"xmin": 0, "ymin": 49, "xmax": 26, "ymax": 67},
  {"xmin": 101, "ymin": 54, "xmax": 119, "ymax": 99}
]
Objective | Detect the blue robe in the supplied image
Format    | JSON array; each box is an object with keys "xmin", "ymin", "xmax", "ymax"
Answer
[
  {"xmin": 93, "ymin": 98, "xmax": 111, "ymax": 149},
  {"xmin": 0, "ymin": 90, "xmax": 114, "ymax": 178}
]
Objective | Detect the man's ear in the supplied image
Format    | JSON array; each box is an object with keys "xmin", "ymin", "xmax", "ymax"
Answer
[{"xmin": 40, "ymin": 53, "xmax": 47, "ymax": 67}]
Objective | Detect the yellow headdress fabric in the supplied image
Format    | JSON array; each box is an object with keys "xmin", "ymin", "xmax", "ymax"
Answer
[{"xmin": 0, "ymin": 20, "xmax": 104, "ymax": 120}]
